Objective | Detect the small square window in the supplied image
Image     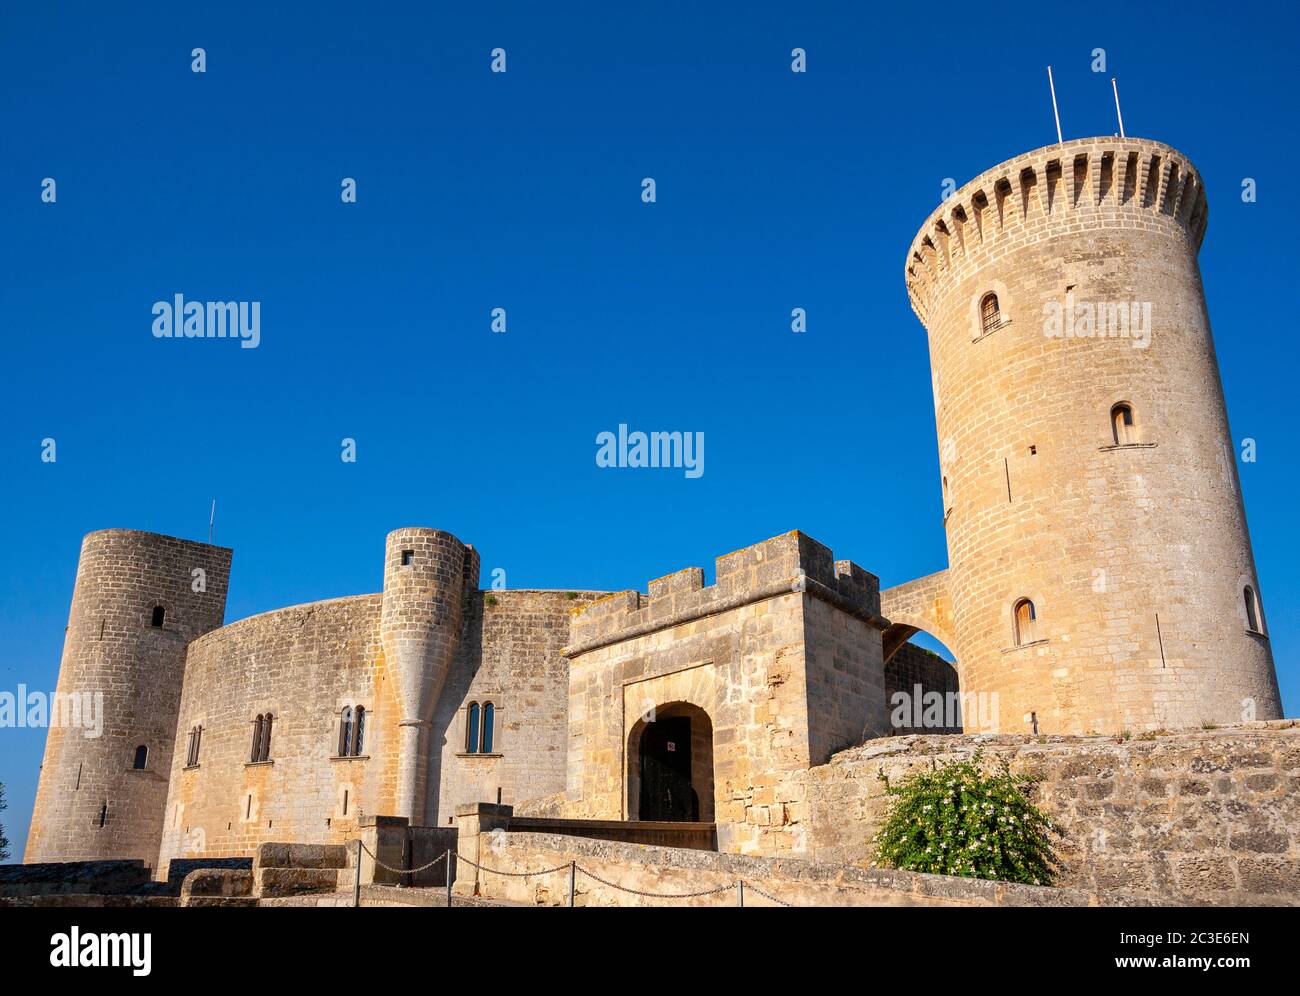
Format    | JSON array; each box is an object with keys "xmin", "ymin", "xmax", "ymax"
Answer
[
  {"xmin": 401, "ymin": 550, "xmax": 414, "ymax": 566},
  {"xmin": 1029, "ymin": 445, "xmax": 1037, "ymax": 456}
]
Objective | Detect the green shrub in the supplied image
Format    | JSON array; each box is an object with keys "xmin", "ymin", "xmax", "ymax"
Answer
[{"xmin": 872, "ymin": 751, "xmax": 1059, "ymax": 886}]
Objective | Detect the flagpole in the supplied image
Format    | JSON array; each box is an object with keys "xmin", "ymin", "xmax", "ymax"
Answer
[
  {"xmin": 1111, "ymin": 77, "xmax": 1126, "ymax": 138},
  {"xmin": 1047, "ymin": 66, "xmax": 1063, "ymax": 144}
]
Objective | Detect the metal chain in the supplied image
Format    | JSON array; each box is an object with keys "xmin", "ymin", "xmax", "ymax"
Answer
[
  {"xmin": 453, "ymin": 852, "xmax": 572, "ymax": 878},
  {"xmin": 740, "ymin": 880, "xmax": 792, "ymax": 907},
  {"xmin": 357, "ymin": 841, "xmax": 448, "ymax": 875},
  {"xmin": 574, "ymin": 864, "xmax": 735, "ymax": 899},
  {"xmin": 354, "ymin": 841, "xmax": 794, "ymax": 904}
]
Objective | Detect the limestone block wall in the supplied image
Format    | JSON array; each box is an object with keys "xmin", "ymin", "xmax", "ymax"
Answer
[
  {"xmin": 26, "ymin": 530, "xmax": 231, "ymax": 867},
  {"xmin": 562, "ymin": 531, "xmax": 889, "ymax": 855},
  {"xmin": 465, "ymin": 831, "xmax": 1155, "ymax": 907},
  {"xmin": 884, "ymin": 642, "xmax": 962, "ymax": 734},
  {"xmin": 905, "ymin": 137, "xmax": 1280, "ymax": 734},
  {"xmin": 154, "ymin": 567, "xmax": 602, "ymax": 877},
  {"xmin": 430, "ymin": 589, "xmax": 607, "ymax": 827},
  {"xmin": 156, "ymin": 594, "xmax": 398, "ymax": 878},
  {"xmin": 770, "ymin": 724, "xmax": 1300, "ymax": 904}
]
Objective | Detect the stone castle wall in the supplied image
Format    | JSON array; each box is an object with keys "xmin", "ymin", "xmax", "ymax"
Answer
[
  {"xmin": 430, "ymin": 589, "xmax": 606, "ymax": 827},
  {"xmin": 157, "ymin": 594, "xmax": 396, "ymax": 875},
  {"xmin": 906, "ymin": 137, "xmax": 1280, "ymax": 735},
  {"xmin": 562, "ymin": 531, "xmax": 889, "ymax": 854},
  {"xmin": 772, "ymin": 724, "xmax": 1300, "ymax": 904},
  {"xmin": 153, "ymin": 577, "xmax": 597, "ymax": 878},
  {"xmin": 26, "ymin": 530, "xmax": 231, "ymax": 867}
]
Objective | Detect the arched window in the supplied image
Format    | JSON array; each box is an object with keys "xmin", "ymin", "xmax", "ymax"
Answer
[
  {"xmin": 132, "ymin": 744, "xmax": 148, "ymax": 769},
  {"xmin": 466, "ymin": 703, "xmax": 481, "ymax": 754},
  {"xmin": 1111, "ymin": 403, "xmax": 1136, "ymax": 445},
  {"xmin": 151, "ymin": 605, "xmax": 166, "ymax": 628},
  {"xmin": 251, "ymin": 715, "xmax": 264, "ymax": 762},
  {"xmin": 980, "ymin": 293, "xmax": 1001, "ymax": 333},
  {"xmin": 481, "ymin": 702, "xmax": 495, "ymax": 753},
  {"xmin": 337, "ymin": 705, "xmax": 366, "ymax": 756},
  {"xmin": 339, "ymin": 706, "xmax": 353, "ymax": 757},
  {"xmin": 1013, "ymin": 598, "xmax": 1037, "ymax": 646},
  {"xmin": 259, "ymin": 714, "xmax": 273, "ymax": 762},
  {"xmin": 1244, "ymin": 586, "xmax": 1264, "ymax": 634}
]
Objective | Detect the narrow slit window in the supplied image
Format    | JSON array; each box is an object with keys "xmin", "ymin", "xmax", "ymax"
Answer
[
  {"xmin": 1244, "ymin": 586, "xmax": 1263, "ymax": 634},
  {"xmin": 466, "ymin": 703, "xmax": 481, "ymax": 754},
  {"xmin": 339, "ymin": 707, "xmax": 353, "ymax": 757},
  {"xmin": 481, "ymin": 702, "xmax": 495, "ymax": 754}
]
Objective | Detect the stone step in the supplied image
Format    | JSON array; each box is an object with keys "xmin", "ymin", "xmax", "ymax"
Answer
[{"xmin": 255, "ymin": 866, "xmax": 347, "ymax": 898}]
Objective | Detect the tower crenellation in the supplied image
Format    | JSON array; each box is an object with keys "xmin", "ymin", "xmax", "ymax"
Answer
[{"xmin": 906, "ymin": 138, "xmax": 1208, "ymax": 326}]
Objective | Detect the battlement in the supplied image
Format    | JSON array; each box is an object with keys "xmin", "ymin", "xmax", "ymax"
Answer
[
  {"xmin": 564, "ymin": 530, "xmax": 885, "ymax": 657},
  {"xmin": 904, "ymin": 137, "xmax": 1208, "ymax": 326}
]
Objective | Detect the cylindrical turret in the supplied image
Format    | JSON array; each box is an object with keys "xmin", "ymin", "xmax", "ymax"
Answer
[
  {"xmin": 379, "ymin": 528, "xmax": 475, "ymax": 824},
  {"xmin": 905, "ymin": 137, "xmax": 1281, "ymax": 734},
  {"xmin": 25, "ymin": 530, "xmax": 231, "ymax": 865}
]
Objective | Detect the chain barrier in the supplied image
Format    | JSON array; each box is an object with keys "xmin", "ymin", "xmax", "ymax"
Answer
[
  {"xmin": 353, "ymin": 840, "xmax": 794, "ymax": 905},
  {"xmin": 453, "ymin": 852, "xmax": 573, "ymax": 878},
  {"xmin": 738, "ymin": 880, "xmax": 792, "ymax": 907},
  {"xmin": 357, "ymin": 841, "xmax": 448, "ymax": 876},
  {"xmin": 574, "ymin": 863, "xmax": 735, "ymax": 900}
]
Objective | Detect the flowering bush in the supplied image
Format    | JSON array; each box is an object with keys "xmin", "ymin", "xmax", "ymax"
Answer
[{"xmin": 871, "ymin": 751, "xmax": 1059, "ymax": 886}]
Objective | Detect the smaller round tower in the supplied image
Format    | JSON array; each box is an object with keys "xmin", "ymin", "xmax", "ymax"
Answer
[
  {"xmin": 26, "ymin": 530, "xmax": 231, "ymax": 865},
  {"xmin": 379, "ymin": 528, "xmax": 477, "ymax": 825}
]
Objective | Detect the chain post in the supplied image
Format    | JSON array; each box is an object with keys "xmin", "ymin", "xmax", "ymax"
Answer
[
  {"xmin": 353, "ymin": 839, "xmax": 362, "ymax": 908},
  {"xmin": 445, "ymin": 849, "xmax": 453, "ymax": 907},
  {"xmin": 568, "ymin": 860, "xmax": 576, "ymax": 907},
  {"xmin": 737, "ymin": 879, "xmax": 744, "ymax": 907}
]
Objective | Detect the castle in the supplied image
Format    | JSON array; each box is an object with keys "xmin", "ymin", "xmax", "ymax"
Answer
[{"xmin": 25, "ymin": 137, "xmax": 1282, "ymax": 875}]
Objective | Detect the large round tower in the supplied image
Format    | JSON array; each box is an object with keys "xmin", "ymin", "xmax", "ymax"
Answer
[
  {"xmin": 25, "ymin": 530, "xmax": 231, "ymax": 865},
  {"xmin": 905, "ymin": 136, "xmax": 1281, "ymax": 735},
  {"xmin": 379, "ymin": 527, "xmax": 477, "ymax": 824}
]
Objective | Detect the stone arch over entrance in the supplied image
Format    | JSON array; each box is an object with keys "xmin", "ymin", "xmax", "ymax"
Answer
[
  {"xmin": 880, "ymin": 568, "xmax": 957, "ymax": 665},
  {"xmin": 626, "ymin": 702, "xmax": 714, "ymax": 822}
]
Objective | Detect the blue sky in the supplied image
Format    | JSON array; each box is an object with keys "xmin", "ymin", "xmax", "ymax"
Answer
[{"xmin": 2, "ymin": 1, "xmax": 1296, "ymax": 858}]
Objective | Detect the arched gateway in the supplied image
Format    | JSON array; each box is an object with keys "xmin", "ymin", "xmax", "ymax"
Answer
[{"xmin": 626, "ymin": 703, "xmax": 714, "ymax": 822}]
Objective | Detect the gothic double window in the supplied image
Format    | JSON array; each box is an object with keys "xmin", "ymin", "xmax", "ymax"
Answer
[
  {"xmin": 465, "ymin": 701, "xmax": 496, "ymax": 754},
  {"xmin": 250, "ymin": 713, "xmax": 273, "ymax": 762},
  {"xmin": 338, "ymin": 705, "xmax": 366, "ymax": 757}
]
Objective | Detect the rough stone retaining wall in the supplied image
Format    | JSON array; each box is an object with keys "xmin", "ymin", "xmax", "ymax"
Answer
[
  {"xmin": 469, "ymin": 831, "xmax": 1158, "ymax": 907},
  {"xmin": 774, "ymin": 722, "xmax": 1300, "ymax": 904}
]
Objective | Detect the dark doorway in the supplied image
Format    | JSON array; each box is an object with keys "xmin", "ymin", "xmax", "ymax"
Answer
[{"xmin": 638, "ymin": 715, "xmax": 699, "ymax": 821}]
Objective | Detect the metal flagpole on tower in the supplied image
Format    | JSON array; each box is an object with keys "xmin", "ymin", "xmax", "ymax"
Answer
[
  {"xmin": 209, "ymin": 499, "xmax": 216, "ymax": 543},
  {"xmin": 1111, "ymin": 77, "xmax": 1126, "ymax": 138},
  {"xmin": 1047, "ymin": 66, "xmax": 1063, "ymax": 144}
]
